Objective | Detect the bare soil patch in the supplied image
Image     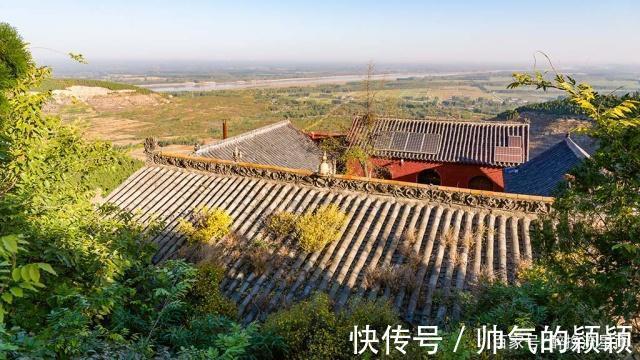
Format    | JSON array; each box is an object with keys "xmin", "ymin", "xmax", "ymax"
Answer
[
  {"xmin": 86, "ymin": 92, "xmax": 168, "ymax": 112},
  {"xmin": 78, "ymin": 116, "xmax": 150, "ymax": 146}
]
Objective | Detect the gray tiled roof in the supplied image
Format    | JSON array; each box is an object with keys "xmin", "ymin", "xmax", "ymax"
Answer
[
  {"xmin": 504, "ymin": 136, "xmax": 589, "ymax": 196},
  {"xmin": 106, "ymin": 161, "xmax": 541, "ymax": 325},
  {"xmin": 196, "ymin": 120, "xmax": 322, "ymax": 171},
  {"xmin": 348, "ymin": 117, "xmax": 530, "ymax": 167}
]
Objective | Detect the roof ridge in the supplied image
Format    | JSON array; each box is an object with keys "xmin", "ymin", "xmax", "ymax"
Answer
[
  {"xmin": 564, "ymin": 135, "xmax": 590, "ymax": 159},
  {"xmin": 375, "ymin": 116, "xmax": 529, "ymax": 126},
  {"xmin": 196, "ymin": 120, "xmax": 292, "ymax": 153},
  {"xmin": 147, "ymin": 150, "xmax": 554, "ymax": 214}
]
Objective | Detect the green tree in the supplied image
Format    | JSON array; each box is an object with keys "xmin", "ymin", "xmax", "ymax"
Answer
[
  {"xmin": 509, "ymin": 71, "xmax": 640, "ymax": 332},
  {"xmin": 0, "ymin": 23, "xmax": 30, "ymax": 95},
  {"xmin": 0, "ymin": 21, "xmax": 57, "ymax": 327},
  {"xmin": 0, "ymin": 23, "xmax": 289, "ymax": 358}
]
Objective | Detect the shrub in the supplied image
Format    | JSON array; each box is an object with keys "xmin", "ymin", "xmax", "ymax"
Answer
[
  {"xmin": 169, "ymin": 315, "xmax": 288, "ymax": 359},
  {"xmin": 496, "ymin": 108, "xmax": 520, "ymax": 120},
  {"xmin": 344, "ymin": 298, "xmax": 401, "ymax": 332},
  {"xmin": 266, "ymin": 212, "xmax": 298, "ymax": 239},
  {"xmin": 296, "ymin": 205, "xmax": 346, "ymax": 253},
  {"xmin": 178, "ymin": 206, "xmax": 232, "ymax": 245},
  {"xmin": 80, "ymin": 153, "xmax": 143, "ymax": 194},
  {"xmin": 266, "ymin": 206, "xmax": 346, "ymax": 253},
  {"xmin": 263, "ymin": 294, "xmax": 344, "ymax": 360},
  {"xmin": 343, "ymin": 146, "xmax": 370, "ymax": 176},
  {"xmin": 435, "ymin": 327, "xmax": 478, "ymax": 360},
  {"xmin": 189, "ymin": 264, "xmax": 236, "ymax": 319},
  {"xmin": 264, "ymin": 293, "xmax": 429, "ymax": 359},
  {"xmin": 463, "ymin": 264, "xmax": 601, "ymax": 330},
  {"xmin": 319, "ymin": 137, "xmax": 349, "ymax": 174}
]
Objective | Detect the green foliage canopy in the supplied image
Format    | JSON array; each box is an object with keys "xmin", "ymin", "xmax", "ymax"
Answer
[
  {"xmin": 0, "ymin": 23, "xmax": 286, "ymax": 358},
  {"xmin": 0, "ymin": 23, "xmax": 30, "ymax": 93},
  {"xmin": 509, "ymin": 71, "xmax": 640, "ymax": 331}
]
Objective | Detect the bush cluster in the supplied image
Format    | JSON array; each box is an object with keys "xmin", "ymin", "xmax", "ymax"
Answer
[
  {"xmin": 296, "ymin": 205, "xmax": 347, "ymax": 252},
  {"xmin": 264, "ymin": 294, "xmax": 405, "ymax": 359},
  {"xmin": 266, "ymin": 205, "xmax": 347, "ymax": 253},
  {"xmin": 264, "ymin": 293, "xmax": 472, "ymax": 359},
  {"xmin": 178, "ymin": 206, "xmax": 232, "ymax": 245},
  {"xmin": 189, "ymin": 263, "xmax": 237, "ymax": 319},
  {"xmin": 266, "ymin": 211, "xmax": 298, "ymax": 239}
]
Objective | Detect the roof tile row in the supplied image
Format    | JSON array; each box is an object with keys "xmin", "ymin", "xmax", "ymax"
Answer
[{"xmin": 106, "ymin": 160, "xmax": 542, "ymax": 324}]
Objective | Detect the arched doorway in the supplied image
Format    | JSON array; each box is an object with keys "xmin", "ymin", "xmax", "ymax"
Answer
[
  {"xmin": 468, "ymin": 175, "xmax": 493, "ymax": 191},
  {"xmin": 417, "ymin": 169, "xmax": 441, "ymax": 185}
]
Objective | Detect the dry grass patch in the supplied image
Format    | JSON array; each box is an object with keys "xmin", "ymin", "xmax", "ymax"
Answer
[
  {"xmin": 244, "ymin": 238, "xmax": 272, "ymax": 275},
  {"xmin": 243, "ymin": 237, "xmax": 286, "ymax": 276},
  {"xmin": 472, "ymin": 266, "xmax": 496, "ymax": 289},
  {"xmin": 195, "ymin": 231, "xmax": 243, "ymax": 267},
  {"xmin": 366, "ymin": 263, "xmax": 418, "ymax": 293},
  {"xmin": 398, "ymin": 228, "xmax": 417, "ymax": 255},
  {"xmin": 365, "ymin": 228, "xmax": 425, "ymax": 293},
  {"xmin": 442, "ymin": 228, "xmax": 458, "ymax": 247},
  {"xmin": 461, "ymin": 232, "xmax": 475, "ymax": 249},
  {"xmin": 398, "ymin": 227, "xmax": 422, "ymax": 270},
  {"xmin": 365, "ymin": 265, "xmax": 396, "ymax": 290}
]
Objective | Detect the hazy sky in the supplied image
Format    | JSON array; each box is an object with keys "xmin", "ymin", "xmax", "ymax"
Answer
[{"xmin": 2, "ymin": 0, "xmax": 640, "ymax": 66}]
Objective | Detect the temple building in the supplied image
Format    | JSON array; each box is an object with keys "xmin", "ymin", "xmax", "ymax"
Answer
[
  {"xmin": 104, "ymin": 120, "xmax": 591, "ymax": 324},
  {"xmin": 347, "ymin": 117, "xmax": 530, "ymax": 192},
  {"xmin": 106, "ymin": 144, "xmax": 551, "ymax": 324},
  {"xmin": 503, "ymin": 134, "xmax": 590, "ymax": 196},
  {"xmin": 195, "ymin": 120, "xmax": 323, "ymax": 172}
]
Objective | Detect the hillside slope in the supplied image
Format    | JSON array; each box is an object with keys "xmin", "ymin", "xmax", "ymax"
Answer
[{"xmin": 518, "ymin": 111, "xmax": 596, "ymax": 158}]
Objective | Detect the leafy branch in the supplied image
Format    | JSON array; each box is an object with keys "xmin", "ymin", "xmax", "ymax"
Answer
[
  {"xmin": 0, "ymin": 234, "xmax": 56, "ymax": 323},
  {"xmin": 508, "ymin": 71, "xmax": 639, "ymax": 130}
]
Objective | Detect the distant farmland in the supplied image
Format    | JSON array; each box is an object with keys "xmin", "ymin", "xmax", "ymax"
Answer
[{"xmin": 43, "ymin": 73, "xmax": 639, "ymax": 149}]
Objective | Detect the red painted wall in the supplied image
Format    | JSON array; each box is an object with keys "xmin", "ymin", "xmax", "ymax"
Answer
[{"xmin": 348, "ymin": 158, "xmax": 505, "ymax": 192}]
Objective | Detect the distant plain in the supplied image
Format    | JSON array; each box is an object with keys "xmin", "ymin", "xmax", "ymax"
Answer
[{"xmin": 42, "ymin": 67, "xmax": 640, "ymax": 157}]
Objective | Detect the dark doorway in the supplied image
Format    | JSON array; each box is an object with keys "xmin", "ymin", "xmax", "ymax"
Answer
[
  {"xmin": 417, "ymin": 169, "xmax": 441, "ymax": 185},
  {"xmin": 468, "ymin": 175, "xmax": 494, "ymax": 191}
]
